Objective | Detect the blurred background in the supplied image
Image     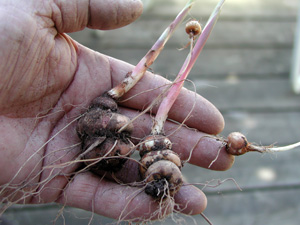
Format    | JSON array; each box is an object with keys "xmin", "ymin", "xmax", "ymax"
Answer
[{"xmin": 2, "ymin": 0, "xmax": 300, "ymax": 224}]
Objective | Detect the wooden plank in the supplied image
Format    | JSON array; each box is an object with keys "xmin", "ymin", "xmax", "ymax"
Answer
[
  {"xmin": 141, "ymin": 0, "xmax": 298, "ymax": 20},
  {"xmin": 2, "ymin": 205, "xmax": 114, "ymax": 225},
  {"xmin": 98, "ymin": 48, "xmax": 292, "ymax": 78},
  {"xmin": 203, "ymin": 190, "xmax": 300, "ymax": 225},
  {"xmin": 291, "ymin": 5, "xmax": 300, "ymax": 94},
  {"xmin": 191, "ymin": 78, "xmax": 300, "ymax": 111},
  {"xmin": 69, "ymin": 20, "xmax": 296, "ymax": 49}
]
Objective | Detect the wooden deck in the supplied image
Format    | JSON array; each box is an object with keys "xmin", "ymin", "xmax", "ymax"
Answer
[{"xmin": 2, "ymin": 0, "xmax": 300, "ymax": 224}]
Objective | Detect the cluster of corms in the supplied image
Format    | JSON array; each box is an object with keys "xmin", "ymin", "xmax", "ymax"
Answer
[
  {"xmin": 76, "ymin": 94, "xmax": 184, "ymax": 199},
  {"xmin": 75, "ymin": 19, "xmax": 204, "ymax": 200},
  {"xmin": 76, "ymin": 94, "xmax": 134, "ymax": 173},
  {"xmin": 138, "ymin": 135, "xmax": 183, "ymax": 199}
]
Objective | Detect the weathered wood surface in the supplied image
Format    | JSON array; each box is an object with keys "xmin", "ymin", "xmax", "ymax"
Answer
[
  {"xmin": 142, "ymin": 0, "xmax": 298, "ymax": 19},
  {"xmin": 2, "ymin": 0, "xmax": 300, "ymax": 224}
]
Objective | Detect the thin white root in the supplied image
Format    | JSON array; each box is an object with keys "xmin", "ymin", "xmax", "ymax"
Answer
[
  {"xmin": 208, "ymin": 144, "xmax": 223, "ymax": 169},
  {"xmin": 267, "ymin": 141, "xmax": 300, "ymax": 152}
]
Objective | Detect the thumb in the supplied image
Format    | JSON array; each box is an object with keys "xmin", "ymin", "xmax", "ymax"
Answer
[{"xmin": 53, "ymin": 0, "xmax": 143, "ymax": 33}]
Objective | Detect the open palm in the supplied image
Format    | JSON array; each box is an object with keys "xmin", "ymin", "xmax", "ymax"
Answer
[{"xmin": 0, "ymin": 0, "xmax": 234, "ymax": 221}]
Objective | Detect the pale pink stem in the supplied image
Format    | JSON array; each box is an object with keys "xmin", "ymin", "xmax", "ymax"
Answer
[
  {"xmin": 107, "ymin": 0, "xmax": 195, "ymax": 100},
  {"xmin": 152, "ymin": 0, "xmax": 226, "ymax": 134}
]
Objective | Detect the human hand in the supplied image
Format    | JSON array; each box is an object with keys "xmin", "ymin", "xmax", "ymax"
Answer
[{"xmin": 0, "ymin": 0, "xmax": 234, "ymax": 222}]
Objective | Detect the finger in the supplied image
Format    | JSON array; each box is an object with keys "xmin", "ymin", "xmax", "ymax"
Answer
[
  {"xmin": 174, "ymin": 185, "xmax": 207, "ymax": 215},
  {"xmin": 57, "ymin": 172, "xmax": 207, "ymax": 221},
  {"xmin": 57, "ymin": 172, "xmax": 164, "ymax": 221},
  {"xmin": 108, "ymin": 57, "xmax": 224, "ymax": 135},
  {"xmin": 119, "ymin": 107, "xmax": 234, "ymax": 171},
  {"xmin": 52, "ymin": 0, "xmax": 143, "ymax": 33}
]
